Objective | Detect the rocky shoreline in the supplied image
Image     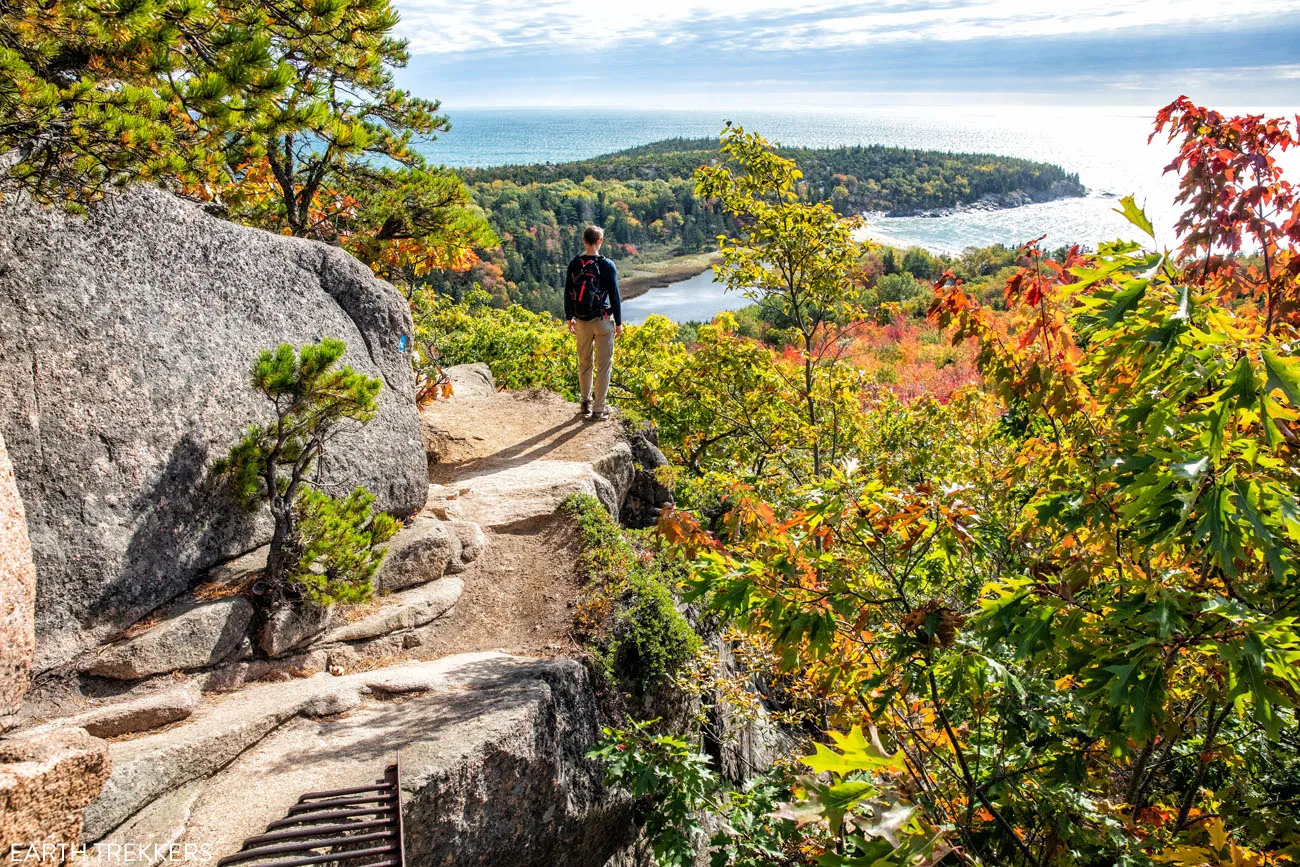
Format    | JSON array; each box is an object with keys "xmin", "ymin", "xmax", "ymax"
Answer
[{"xmin": 882, "ymin": 179, "xmax": 1087, "ymax": 218}]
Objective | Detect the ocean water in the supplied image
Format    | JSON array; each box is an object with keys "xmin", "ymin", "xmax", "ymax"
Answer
[
  {"xmin": 417, "ymin": 104, "xmax": 1211, "ymax": 250},
  {"xmin": 416, "ymin": 103, "xmax": 1295, "ymax": 320}
]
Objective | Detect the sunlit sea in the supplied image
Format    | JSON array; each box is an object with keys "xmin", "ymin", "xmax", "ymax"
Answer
[
  {"xmin": 413, "ymin": 103, "xmax": 1295, "ymax": 321},
  {"xmin": 415, "ymin": 103, "xmax": 1292, "ymax": 255}
]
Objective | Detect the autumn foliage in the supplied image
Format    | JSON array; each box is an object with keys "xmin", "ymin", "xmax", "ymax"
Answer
[
  {"xmin": 652, "ymin": 100, "xmax": 1300, "ymax": 865},
  {"xmin": 840, "ymin": 316, "xmax": 980, "ymax": 402}
]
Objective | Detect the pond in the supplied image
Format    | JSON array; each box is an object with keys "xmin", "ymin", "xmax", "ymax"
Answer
[{"xmin": 620, "ymin": 268, "xmax": 754, "ymax": 325}]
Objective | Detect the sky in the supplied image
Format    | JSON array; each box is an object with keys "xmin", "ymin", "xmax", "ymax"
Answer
[{"xmin": 391, "ymin": 0, "xmax": 1300, "ymax": 110}]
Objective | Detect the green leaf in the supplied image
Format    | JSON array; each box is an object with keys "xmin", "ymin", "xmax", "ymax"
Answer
[
  {"xmin": 1222, "ymin": 354, "xmax": 1259, "ymax": 408},
  {"xmin": 1263, "ymin": 349, "xmax": 1300, "ymax": 407},
  {"xmin": 1142, "ymin": 595, "xmax": 1182, "ymax": 639},
  {"xmin": 1102, "ymin": 279, "xmax": 1149, "ymax": 325},
  {"xmin": 1114, "ymin": 195, "xmax": 1156, "ymax": 238},
  {"xmin": 818, "ymin": 780, "xmax": 876, "ymax": 832},
  {"xmin": 1194, "ymin": 484, "xmax": 1237, "ymax": 578},
  {"xmin": 801, "ymin": 726, "xmax": 904, "ymax": 777},
  {"xmin": 1233, "ymin": 632, "xmax": 1288, "ymax": 735},
  {"xmin": 1147, "ymin": 284, "xmax": 1190, "ymax": 347},
  {"xmin": 1102, "ymin": 657, "xmax": 1166, "ymax": 738},
  {"xmin": 1234, "ymin": 480, "xmax": 1288, "ymax": 582},
  {"xmin": 773, "ymin": 780, "xmax": 874, "ymax": 836}
]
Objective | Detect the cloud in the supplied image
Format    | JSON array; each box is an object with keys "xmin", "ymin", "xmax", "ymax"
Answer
[
  {"xmin": 395, "ymin": 0, "xmax": 1299, "ymax": 55},
  {"xmin": 396, "ymin": 13, "xmax": 1300, "ymax": 110},
  {"xmin": 391, "ymin": 0, "xmax": 1300, "ymax": 109}
]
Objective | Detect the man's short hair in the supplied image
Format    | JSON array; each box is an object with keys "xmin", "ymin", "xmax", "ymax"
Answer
[{"xmin": 582, "ymin": 225, "xmax": 604, "ymax": 245}]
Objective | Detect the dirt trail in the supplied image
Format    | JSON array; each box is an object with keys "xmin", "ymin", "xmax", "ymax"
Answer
[
  {"xmin": 407, "ymin": 524, "xmax": 582, "ymax": 661},
  {"xmin": 424, "ymin": 388, "xmax": 622, "ymax": 482},
  {"xmin": 407, "ymin": 387, "xmax": 626, "ymax": 660}
]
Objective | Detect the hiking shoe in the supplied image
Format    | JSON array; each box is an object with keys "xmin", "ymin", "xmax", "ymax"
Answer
[
  {"xmin": 579, "ymin": 400, "xmax": 590, "ymax": 416},
  {"xmin": 591, "ymin": 408, "xmax": 610, "ymax": 421}
]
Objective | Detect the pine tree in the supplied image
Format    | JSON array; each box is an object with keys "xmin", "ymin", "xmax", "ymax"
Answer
[
  {"xmin": 0, "ymin": 0, "xmax": 286, "ymax": 207},
  {"xmin": 215, "ymin": 339, "xmax": 397, "ymax": 606},
  {"xmin": 881, "ymin": 248, "xmax": 900, "ymax": 275},
  {"xmin": 208, "ymin": 0, "xmax": 498, "ymax": 281},
  {"xmin": 1, "ymin": 0, "xmax": 493, "ymax": 283}
]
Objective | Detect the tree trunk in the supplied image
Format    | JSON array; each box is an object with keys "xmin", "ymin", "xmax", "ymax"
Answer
[
  {"xmin": 264, "ymin": 496, "xmax": 293, "ymax": 603},
  {"xmin": 804, "ymin": 330, "xmax": 821, "ymax": 479}
]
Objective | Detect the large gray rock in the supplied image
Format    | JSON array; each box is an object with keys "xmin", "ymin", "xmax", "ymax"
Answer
[
  {"xmin": 706, "ymin": 638, "xmax": 792, "ymax": 785},
  {"xmin": 0, "ymin": 185, "xmax": 428, "ymax": 673},
  {"xmin": 0, "ymin": 432, "xmax": 35, "ymax": 730},
  {"xmin": 427, "ymin": 446, "xmax": 634, "ymax": 530},
  {"xmin": 445, "ymin": 520, "xmax": 487, "ymax": 574},
  {"xmin": 84, "ymin": 653, "xmax": 636, "ymax": 866},
  {"xmin": 443, "ymin": 362, "xmax": 497, "ymax": 398},
  {"xmin": 374, "ymin": 515, "xmax": 458, "ymax": 592},
  {"xmin": 400, "ymin": 657, "xmax": 634, "ymax": 866},
  {"xmin": 257, "ymin": 603, "xmax": 334, "ymax": 659},
  {"xmin": 622, "ymin": 425, "xmax": 674, "ymax": 530},
  {"xmin": 85, "ymin": 597, "xmax": 253, "ymax": 681}
]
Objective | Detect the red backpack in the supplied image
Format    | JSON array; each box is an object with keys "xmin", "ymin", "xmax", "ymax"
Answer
[{"xmin": 568, "ymin": 256, "xmax": 608, "ymax": 320}]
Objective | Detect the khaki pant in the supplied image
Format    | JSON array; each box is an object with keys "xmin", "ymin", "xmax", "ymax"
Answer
[{"xmin": 574, "ymin": 316, "xmax": 616, "ymax": 412}]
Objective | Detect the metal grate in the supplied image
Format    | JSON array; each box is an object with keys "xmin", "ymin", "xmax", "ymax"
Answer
[{"xmin": 217, "ymin": 755, "xmax": 406, "ymax": 867}]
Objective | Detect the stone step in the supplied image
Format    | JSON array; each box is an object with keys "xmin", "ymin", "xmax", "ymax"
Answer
[
  {"xmin": 419, "ymin": 385, "xmax": 636, "ymax": 531},
  {"xmin": 24, "ymin": 684, "xmax": 203, "ymax": 740},
  {"xmin": 322, "ymin": 576, "xmax": 463, "ymax": 644},
  {"xmin": 427, "ymin": 451, "xmax": 632, "ymax": 531},
  {"xmin": 82, "ymin": 653, "xmax": 634, "ymax": 867},
  {"xmin": 85, "ymin": 598, "xmax": 253, "ymax": 681},
  {"xmin": 376, "ymin": 516, "xmax": 486, "ymax": 592}
]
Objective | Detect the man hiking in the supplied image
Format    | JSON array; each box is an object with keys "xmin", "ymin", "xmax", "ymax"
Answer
[{"xmin": 565, "ymin": 225, "xmax": 622, "ymax": 419}]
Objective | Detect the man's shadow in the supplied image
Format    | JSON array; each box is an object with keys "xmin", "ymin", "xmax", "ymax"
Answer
[{"xmin": 430, "ymin": 415, "xmax": 589, "ymax": 481}]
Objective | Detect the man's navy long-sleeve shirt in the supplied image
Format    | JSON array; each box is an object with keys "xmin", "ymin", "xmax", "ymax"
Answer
[{"xmin": 564, "ymin": 255, "xmax": 622, "ymax": 325}]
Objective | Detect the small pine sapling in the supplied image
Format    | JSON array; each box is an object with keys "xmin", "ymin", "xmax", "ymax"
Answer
[{"xmin": 215, "ymin": 338, "xmax": 398, "ymax": 607}]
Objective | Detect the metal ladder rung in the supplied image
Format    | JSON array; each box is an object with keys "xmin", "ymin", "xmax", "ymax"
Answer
[
  {"xmin": 286, "ymin": 793, "xmax": 396, "ymax": 814},
  {"xmin": 222, "ymin": 831, "xmax": 394, "ymax": 865},
  {"xmin": 297, "ymin": 782, "xmax": 391, "ymax": 800},
  {"xmin": 215, "ymin": 755, "xmax": 406, "ymax": 867},
  {"xmin": 218, "ymin": 843, "xmax": 397, "ymax": 867},
  {"xmin": 268, "ymin": 807, "xmax": 394, "ymax": 829},
  {"xmin": 241, "ymin": 820, "xmax": 393, "ymax": 847}
]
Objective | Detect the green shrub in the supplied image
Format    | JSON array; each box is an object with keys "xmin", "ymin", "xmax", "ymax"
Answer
[
  {"xmin": 589, "ymin": 719, "xmax": 805, "ymax": 867},
  {"xmin": 562, "ymin": 494, "xmax": 701, "ymax": 693},
  {"xmin": 673, "ymin": 321, "xmax": 701, "ymax": 346},
  {"xmin": 411, "ymin": 288, "xmax": 576, "ymax": 397},
  {"xmin": 290, "ymin": 486, "xmax": 398, "ymax": 606},
  {"xmin": 874, "ymin": 272, "xmax": 925, "ymax": 304},
  {"xmin": 900, "ymin": 246, "xmax": 938, "ymax": 279},
  {"xmin": 588, "ymin": 718, "xmax": 717, "ymax": 867}
]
